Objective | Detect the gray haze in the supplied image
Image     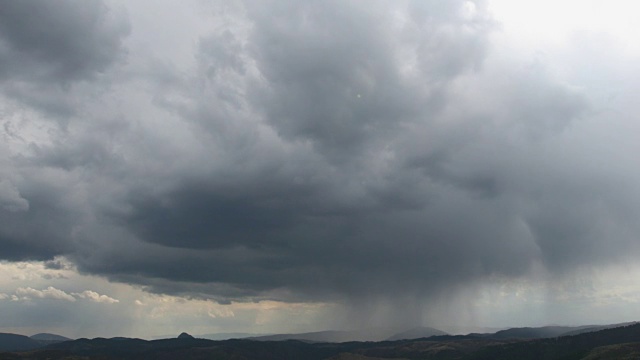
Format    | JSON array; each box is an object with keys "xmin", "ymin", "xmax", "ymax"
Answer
[{"xmin": 1, "ymin": 0, "xmax": 640, "ymax": 331}]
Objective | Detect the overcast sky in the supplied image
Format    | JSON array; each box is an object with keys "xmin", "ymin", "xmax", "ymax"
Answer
[{"xmin": 1, "ymin": 0, "xmax": 640, "ymax": 339}]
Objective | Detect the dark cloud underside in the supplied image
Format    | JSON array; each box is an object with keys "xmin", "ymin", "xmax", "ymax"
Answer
[{"xmin": 0, "ymin": 0, "xmax": 128, "ymax": 82}]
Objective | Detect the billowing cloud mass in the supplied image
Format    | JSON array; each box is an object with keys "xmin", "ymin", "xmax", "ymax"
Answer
[{"xmin": 1, "ymin": 0, "xmax": 640, "ymax": 333}]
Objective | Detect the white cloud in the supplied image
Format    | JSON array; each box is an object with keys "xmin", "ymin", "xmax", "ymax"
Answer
[
  {"xmin": 0, "ymin": 293, "xmax": 8, "ymax": 300},
  {"xmin": 15, "ymin": 286, "xmax": 76, "ymax": 302},
  {"xmin": 74, "ymin": 290, "xmax": 119, "ymax": 304}
]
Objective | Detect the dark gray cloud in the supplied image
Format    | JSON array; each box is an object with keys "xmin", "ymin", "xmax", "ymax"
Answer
[
  {"xmin": 0, "ymin": 0, "xmax": 129, "ymax": 118},
  {"xmin": 244, "ymin": 0, "xmax": 492, "ymax": 160},
  {"xmin": 2, "ymin": 0, "xmax": 640, "ymax": 323},
  {"xmin": 0, "ymin": 0, "xmax": 129, "ymax": 83},
  {"xmin": 0, "ymin": 176, "xmax": 81, "ymax": 261},
  {"xmin": 0, "ymin": 0, "xmax": 129, "ymax": 260}
]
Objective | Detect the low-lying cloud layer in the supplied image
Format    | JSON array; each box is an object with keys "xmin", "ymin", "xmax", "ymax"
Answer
[{"xmin": 2, "ymin": 0, "xmax": 640, "ymax": 328}]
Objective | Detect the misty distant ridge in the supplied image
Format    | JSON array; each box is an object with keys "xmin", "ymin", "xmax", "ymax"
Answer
[
  {"xmin": 30, "ymin": 333, "xmax": 72, "ymax": 342},
  {"xmin": 189, "ymin": 332, "xmax": 268, "ymax": 341},
  {"xmin": 482, "ymin": 323, "xmax": 639, "ymax": 339},
  {"xmin": 246, "ymin": 327, "xmax": 411, "ymax": 342},
  {"xmin": 1, "ymin": 322, "xmax": 635, "ymax": 350},
  {"xmin": 212, "ymin": 322, "xmax": 638, "ymax": 343},
  {"xmin": 2, "ymin": 322, "xmax": 640, "ymax": 359},
  {"xmin": 0, "ymin": 321, "xmax": 636, "ymax": 356},
  {"xmin": 164, "ymin": 327, "xmax": 425, "ymax": 342},
  {"xmin": 386, "ymin": 326, "xmax": 448, "ymax": 340},
  {"xmin": 0, "ymin": 322, "xmax": 635, "ymax": 349}
]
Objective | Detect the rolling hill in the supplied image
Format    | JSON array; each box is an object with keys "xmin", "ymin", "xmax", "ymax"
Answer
[{"xmin": 0, "ymin": 333, "xmax": 43, "ymax": 352}]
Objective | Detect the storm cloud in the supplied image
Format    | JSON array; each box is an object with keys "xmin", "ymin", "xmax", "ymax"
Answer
[
  {"xmin": 0, "ymin": 0, "xmax": 127, "ymax": 81},
  {"xmin": 2, "ymin": 0, "xmax": 640, "ymax": 327}
]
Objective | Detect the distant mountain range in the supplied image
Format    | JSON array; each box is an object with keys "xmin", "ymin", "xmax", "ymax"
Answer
[
  {"xmin": 473, "ymin": 322, "xmax": 638, "ymax": 340},
  {"xmin": 386, "ymin": 326, "xmax": 448, "ymax": 340},
  {"xmin": 196, "ymin": 332, "xmax": 269, "ymax": 341},
  {"xmin": 1, "ymin": 322, "xmax": 639, "ymax": 359},
  {"xmin": 206, "ymin": 323, "xmax": 635, "ymax": 343},
  {"xmin": 0, "ymin": 322, "xmax": 638, "ymax": 359},
  {"xmin": 247, "ymin": 327, "xmax": 408, "ymax": 342}
]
